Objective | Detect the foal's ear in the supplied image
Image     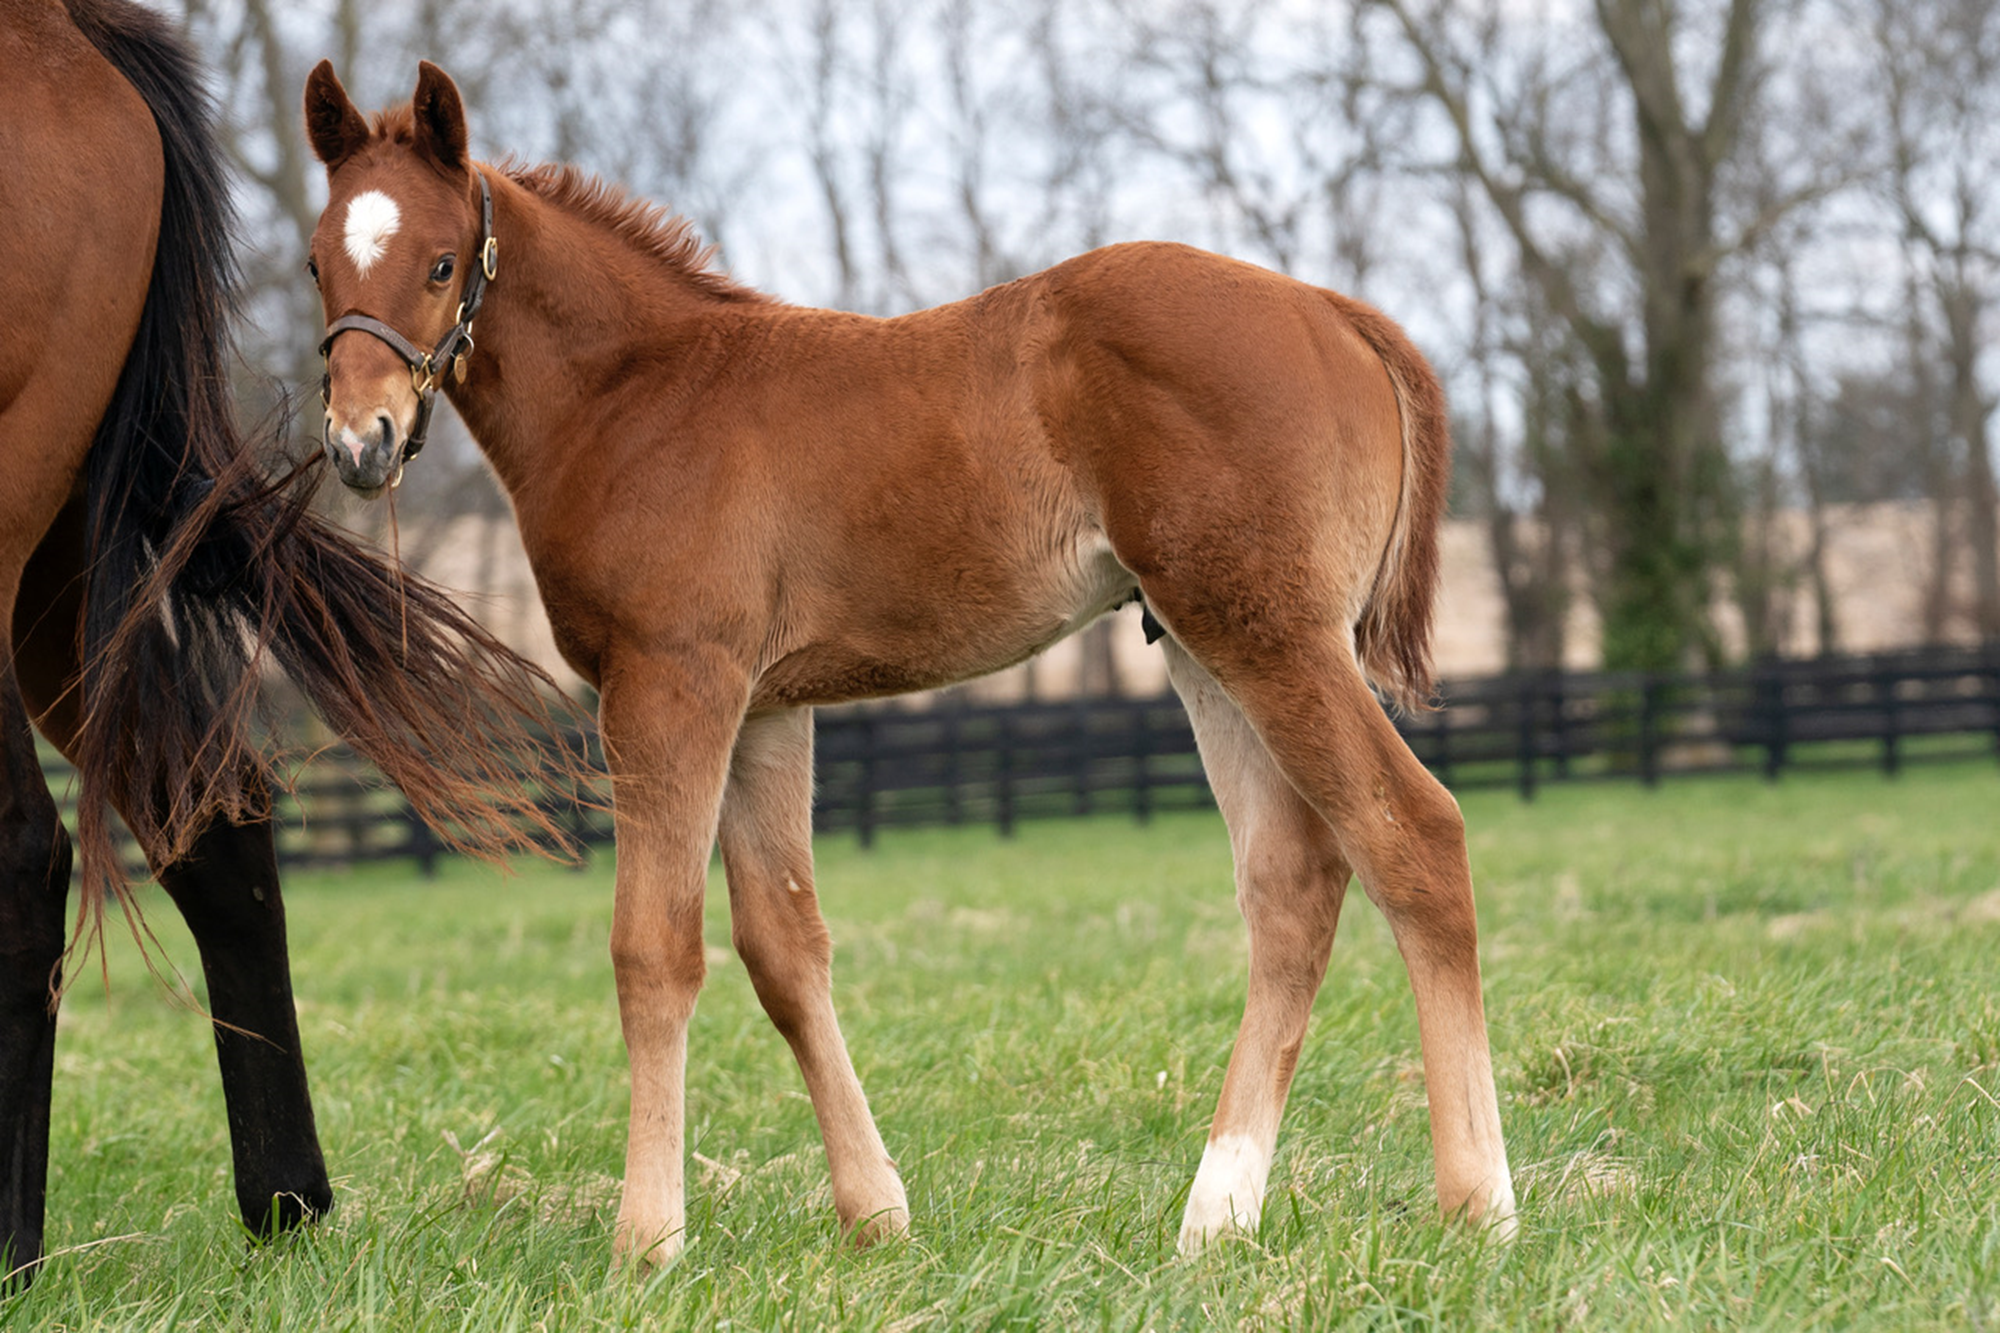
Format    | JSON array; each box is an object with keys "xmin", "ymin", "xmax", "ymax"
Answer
[
  {"xmin": 412, "ymin": 61, "xmax": 469, "ymax": 172},
  {"xmin": 304, "ymin": 60, "xmax": 369, "ymax": 169}
]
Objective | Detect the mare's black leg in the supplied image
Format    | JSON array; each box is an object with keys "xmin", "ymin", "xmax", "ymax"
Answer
[
  {"xmin": 154, "ymin": 813, "xmax": 332, "ymax": 1236},
  {"xmin": 0, "ymin": 667, "xmax": 70, "ymax": 1290},
  {"xmin": 13, "ymin": 502, "xmax": 329, "ymax": 1246}
]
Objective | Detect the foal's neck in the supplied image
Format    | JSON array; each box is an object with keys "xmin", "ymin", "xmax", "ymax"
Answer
[{"xmin": 442, "ymin": 167, "xmax": 750, "ymax": 512}]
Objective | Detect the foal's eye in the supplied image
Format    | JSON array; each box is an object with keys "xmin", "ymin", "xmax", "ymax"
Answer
[
  {"xmin": 305, "ymin": 257, "xmax": 320, "ymax": 284},
  {"xmin": 430, "ymin": 254, "xmax": 456, "ymax": 283}
]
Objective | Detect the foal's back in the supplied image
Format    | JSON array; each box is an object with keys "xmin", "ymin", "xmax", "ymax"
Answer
[{"xmin": 582, "ymin": 241, "xmax": 1408, "ymax": 713}]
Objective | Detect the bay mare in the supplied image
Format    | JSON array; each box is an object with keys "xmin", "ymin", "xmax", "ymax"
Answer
[
  {"xmin": 1, "ymin": 1, "xmax": 580, "ymax": 1288},
  {"xmin": 304, "ymin": 60, "xmax": 1518, "ymax": 1267}
]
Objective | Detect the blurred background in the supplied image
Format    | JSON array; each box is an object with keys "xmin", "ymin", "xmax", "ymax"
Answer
[{"xmin": 158, "ymin": 0, "xmax": 1996, "ymax": 701}]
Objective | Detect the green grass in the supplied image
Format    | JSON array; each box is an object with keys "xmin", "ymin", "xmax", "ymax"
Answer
[{"xmin": 9, "ymin": 763, "xmax": 2000, "ymax": 1329}]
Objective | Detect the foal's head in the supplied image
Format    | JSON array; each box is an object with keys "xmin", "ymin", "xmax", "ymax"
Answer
[{"xmin": 304, "ymin": 61, "xmax": 485, "ymax": 494}]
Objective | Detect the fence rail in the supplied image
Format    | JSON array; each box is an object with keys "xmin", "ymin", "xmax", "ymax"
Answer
[{"xmin": 38, "ymin": 643, "xmax": 2000, "ymax": 872}]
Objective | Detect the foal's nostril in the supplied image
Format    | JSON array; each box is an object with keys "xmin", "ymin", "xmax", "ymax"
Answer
[{"xmin": 376, "ymin": 414, "xmax": 396, "ymax": 450}]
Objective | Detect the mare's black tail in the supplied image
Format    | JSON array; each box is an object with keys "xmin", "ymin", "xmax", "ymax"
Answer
[{"xmin": 63, "ymin": 0, "xmax": 588, "ymax": 937}]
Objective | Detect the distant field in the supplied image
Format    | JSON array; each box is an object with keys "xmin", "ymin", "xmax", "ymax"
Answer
[{"xmin": 8, "ymin": 763, "xmax": 1999, "ymax": 1329}]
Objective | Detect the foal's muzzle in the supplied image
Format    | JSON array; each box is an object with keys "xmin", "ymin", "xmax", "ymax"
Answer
[{"xmin": 324, "ymin": 411, "xmax": 407, "ymax": 494}]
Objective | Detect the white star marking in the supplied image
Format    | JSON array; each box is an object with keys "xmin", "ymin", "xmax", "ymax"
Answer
[{"xmin": 343, "ymin": 190, "xmax": 401, "ymax": 277}]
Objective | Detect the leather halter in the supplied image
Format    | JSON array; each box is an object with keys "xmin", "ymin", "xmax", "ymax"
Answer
[{"xmin": 319, "ymin": 169, "xmax": 498, "ymax": 474}]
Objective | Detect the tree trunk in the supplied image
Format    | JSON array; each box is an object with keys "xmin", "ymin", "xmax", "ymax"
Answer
[{"xmin": 1944, "ymin": 281, "xmax": 2000, "ymax": 637}]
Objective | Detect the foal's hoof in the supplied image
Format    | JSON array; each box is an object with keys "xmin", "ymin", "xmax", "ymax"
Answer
[
  {"xmin": 1457, "ymin": 1180, "xmax": 1519, "ymax": 1242},
  {"xmin": 1177, "ymin": 1138, "xmax": 1266, "ymax": 1256},
  {"xmin": 837, "ymin": 1170, "xmax": 910, "ymax": 1249},
  {"xmin": 1177, "ymin": 1203, "xmax": 1259, "ymax": 1258},
  {"xmin": 612, "ymin": 1217, "xmax": 686, "ymax": 1274},
  {"xmin": 1436, "ymin": 1171, "xmax": 1519, "ymax": 1242},
  {"xmin": 841, "ymin": 1201, "xmax": 910, "ymax": 1249}
]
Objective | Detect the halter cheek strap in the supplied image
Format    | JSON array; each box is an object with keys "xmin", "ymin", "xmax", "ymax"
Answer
[{"xmin": 319, "ymin": 169, "xmax": 498, "ymax": 469}]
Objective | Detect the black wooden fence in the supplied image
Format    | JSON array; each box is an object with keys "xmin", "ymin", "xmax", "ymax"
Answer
[
  {"xmin": 811, "ymin": 642, "xmax": 2000, "ymax": 842},
  {"xmin": 37, "ymin": 643, "xmax": 2000, "ymax": 871}
]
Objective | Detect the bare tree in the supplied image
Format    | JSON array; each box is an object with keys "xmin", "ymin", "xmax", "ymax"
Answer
[
  {"xmin": 1768, "ymin": 243, "xmax": 1840, "ymax": 655},
  {"xmin": 799, "ymin": 0, "xmax": 864, "ymax": 309},
  {"xmin": 1873, "ymin": 0, "xmax": 2000, "ymax": 640},
  {"xmin": 1103, "ymin": 0, "xmax": 1397, "ymax": 291},
  {"xmin": 1446, "ymin": 180, "xmax": 1581, "ymax": 670},
  {"xmin": 1376, "ymin": 0, "xmax": 1853, "ymax": 670}
]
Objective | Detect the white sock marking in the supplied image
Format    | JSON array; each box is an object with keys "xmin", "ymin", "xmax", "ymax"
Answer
[
  {"xmin": 1179, "ymin": 1132, "xmax": 1271, "ymax": 1254},
  {"xmin": 343, "ymin": 190, "xmax": 401, "ymax": 276}
]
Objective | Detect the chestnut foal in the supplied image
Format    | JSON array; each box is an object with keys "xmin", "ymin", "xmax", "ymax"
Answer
[{"xmin": 304, "ymin": 61, "xmax": 1517, "ymax": 1265}]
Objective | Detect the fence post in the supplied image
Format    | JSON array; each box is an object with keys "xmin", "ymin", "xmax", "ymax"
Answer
[
  {"xmin": 567, "ymin": 800, "xmax": 592, "ymax": 870},
  {"xmin": 996, "ymin": 710, "xmax": 1016, "ymax": 838},
  {"xmin": 1515, "ymin": 676, "xmax": 1538, "ymax": 802},
  {"xmin": 1880, "ymin": 666, "xmax": 1901, "ymax": 777},
  {"xmin": 1434, "ymin": 709, "xmax": 1454, "ymax": 788},
  {"xmin": 1759, "ymin": 663, "xmax": 1787, "ymax": 781},
  {"xmin": 1989, "ymin": 640, "xmax": 2000, "ymax": 763},
  {"xmin": 1550, "ymin": 672, "xmax": 1571, "ymax": 779},
  {"xmin": 1072, "ymin": 696, "xmax": 1093, "ymax": 817},
  {"xmin": 1639, "ymin": 675, "xmax": 1662, "ymax": 788},
  {"xmin": 945, "ymin": 697, "xmax": 965, "ymax": 826},
  {"xmin": 407, "ymin": 801, "xmax": 438, "ymax": 879},
  {"xmin": 1133, "ymin": 700, "xmax": 1153, "ymax": 824},
  {"xmin": 857, "ymin": 712, "xmax": 878, "ymax": 848}
]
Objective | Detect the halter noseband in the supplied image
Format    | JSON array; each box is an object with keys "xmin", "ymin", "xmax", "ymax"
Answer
[{"xmin": 319, "ymin": 170, "xmax": 498, "ymax": 478}]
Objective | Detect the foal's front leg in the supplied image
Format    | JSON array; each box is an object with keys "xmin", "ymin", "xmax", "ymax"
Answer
[
  {"xmin": 719, "ymin": 709, "xmax": 907, "ymax": 1244},
  {"xmin": 600, "ymin": 654, "xmax": 747, "ymax": 1270}
]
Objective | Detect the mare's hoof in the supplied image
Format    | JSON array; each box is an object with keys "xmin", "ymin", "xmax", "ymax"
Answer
[
  {"xmin": 1, "ymin": 1238, "xmax": 44, "ymax": 1295},
  {"xmin": 241, "ymin": 1181, "xmax": 335, "ymax": 1241}
]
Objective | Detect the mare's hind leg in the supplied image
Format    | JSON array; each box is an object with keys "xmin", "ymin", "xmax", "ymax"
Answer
[
  {"xmin": 718, "ymin": 709, "xmax": 907, "ymax": 1244},
  {"xmin": 1156, "ymin": 614, "xmax": 1516, "ymax": 1236},
  {"xmin": 151, "ymin": 818, "xmax": 333, "ymax": 1235},
  {"xmin": 1164, "ymin": 641, "xmax": 1351, "ymax": 1254},
  {"xmin": 0, "ymin": 660, "xmax": 70, "ymax": 1289},
  {"xmin": 14, "ymin": 505, "xmax": 331, "ymax": 1239}
]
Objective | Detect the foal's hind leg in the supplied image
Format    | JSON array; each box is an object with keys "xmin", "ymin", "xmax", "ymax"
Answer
[
  {"xmin": 0, "ymin": 661, "xmax": 70, "ymax": 1289},
  {"xmin": 719, "ymin": 709, "xmax": 907, "ymax": 1244},
  {"xmin": 1165, "ymin": 641, "xmax": 1351, "ymax": 1254},
  {"xmin": 13, "ymin": 507, "xmax": 331, "ymax": 1240},
  {"xmin": 1160, "ymin": 621, "xmax": 1515, "ymax": 1236}
]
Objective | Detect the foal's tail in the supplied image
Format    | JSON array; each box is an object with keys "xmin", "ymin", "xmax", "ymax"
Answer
[
  {"xmin": 64, "ymin": 0, "xmax": 589, "ymax": 924},
  {"xmin": 1328, "ymin": 293, "xmax": 1451, "ymax": 713}
]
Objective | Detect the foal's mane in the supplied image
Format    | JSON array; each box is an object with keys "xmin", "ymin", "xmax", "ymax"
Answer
[
  {"xmin": 367, "ymin": 105, "xmax": 767, "ymax": 304},
  {"xmin": 504, "ymin": 161, "xmax": 770, "ymax": 305}
]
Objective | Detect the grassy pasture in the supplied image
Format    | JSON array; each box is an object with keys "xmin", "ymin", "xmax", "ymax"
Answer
[{"xmin": 7, "ymin": 763, "xmax": 1999, "ymax": 1329}]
